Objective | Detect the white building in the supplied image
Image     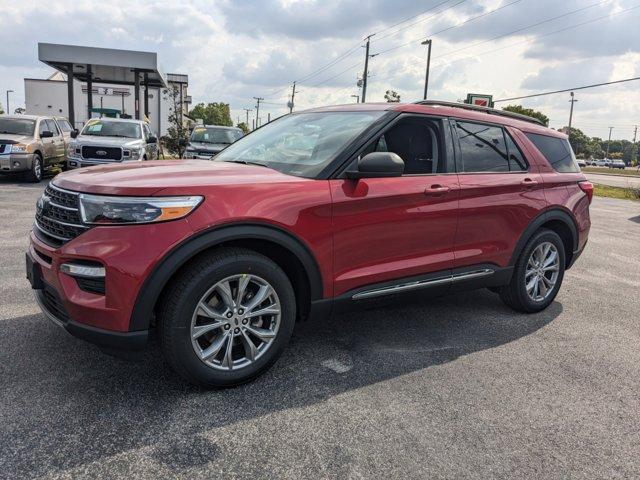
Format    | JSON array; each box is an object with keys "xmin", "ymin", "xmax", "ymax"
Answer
[{"xmin": 25, "ymin": 44, "xmax": 191, "ymax": 136}]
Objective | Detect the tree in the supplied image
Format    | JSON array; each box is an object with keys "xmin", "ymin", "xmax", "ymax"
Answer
[
  {"xmin": 236, "ymin": 122, "xmax": 249, "ymax": 134},
  {"xmin": 189, "ymin": 102, "xmax": 233, "ymax": 126},
  {"xmin": 0, "ymin": 103, "xmax": 4, "ymax": 115},
  {"xmin": 384, "ymin": 90, "xmax": 401, "ymax": 103},
  {"xmin": 502, "ymin": 104, "xmax": 549, "ymax": 126},
  {"xmin": 564, "ymin": 127, "xmax": 591, "ymax": 158},
  {"xmin": 160, "ymin": 85, "xmax": 189, "ymax": 157}
]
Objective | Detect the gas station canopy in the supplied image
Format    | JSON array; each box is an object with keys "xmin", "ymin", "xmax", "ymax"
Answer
[{"xmin": 37, "ymin": 43, "xmax": 168, "ymax": 126}]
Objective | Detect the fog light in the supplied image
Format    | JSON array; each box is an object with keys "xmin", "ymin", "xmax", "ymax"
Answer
[{"xmin": 13, "ymin": 161, "xmax": 20, "ymax": 167}]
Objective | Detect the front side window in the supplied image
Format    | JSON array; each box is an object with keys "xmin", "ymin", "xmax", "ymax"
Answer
[
  {"xmin": 525, "ymin": 132, "xmax": 579, "ymax": 173},
  {"xmin": 81, "ymin": 119, "xmax": 141, "ymax": 139},
  {"xmin": 0, "ymin": 118, "xmax": 35, "ymax": 136},
  {"xmin": 215, "ymin": 111, "xmax": 386, "ymax": 178},
  {"xmin": 45, "ymin": 119, "xmax": 60, "ymax": 136},
  {"xmin": 456, "ymin": 121, "xmax": 527, "ymax": 173},
  {"xmin": 39, "ymin": 120, "xmax": 49, "ymax": 136},
  {"xmin": 359, "ymin": 116, "xmax": 443, "ymax": 174}
]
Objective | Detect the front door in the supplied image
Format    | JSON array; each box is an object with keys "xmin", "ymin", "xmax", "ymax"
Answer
[{"xmin": 330, "ymin": 115, "xmax": 460, "ymax": 297}]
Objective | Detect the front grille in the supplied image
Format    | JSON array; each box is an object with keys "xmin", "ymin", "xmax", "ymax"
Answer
[
  {"xmin": 42, "ymin": 283, "xmax": 70, "ymax": 323},
  {"xmin": 81, "ymin": 146, "xmax": 122, "ymax": 161},
  {"xmin": 34, "ymin": 184, "xmax": 90, "ymax": 247}
]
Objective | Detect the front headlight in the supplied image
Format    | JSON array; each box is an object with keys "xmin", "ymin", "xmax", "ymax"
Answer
[
  {"xmin": 79, "ymin": 194, "xmax": 203, "ymax": 224},
  {"xmin": 127, "ymin": 147, "xmax": 143, "ymax": 160},
  {"xmin": 10, "ymin": 143, "xmax": 28, "ymax": 153}
]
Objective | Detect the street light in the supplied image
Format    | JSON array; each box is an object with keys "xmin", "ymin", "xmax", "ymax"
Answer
[
  {"xmin": 6, "ymin": 90, "xmax": 14, "ymax": 114},
  {"xmin": 421, "ymin": 39, "xmax": 432, "ymax": 100},
  {"xmin": 351, "ymin": 94, "xmax": 360, "ymax": 103}
]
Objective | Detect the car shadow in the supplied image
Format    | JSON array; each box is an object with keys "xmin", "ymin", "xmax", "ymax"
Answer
[{"xmin": 0, "ymin": 289, "xmax": 561, "ymax": 477}]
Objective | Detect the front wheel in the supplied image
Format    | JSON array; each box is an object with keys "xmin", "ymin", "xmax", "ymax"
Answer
[
  {"xmin": 500, "ymin": 229, "xmax": 565, "ymax": 313},
  {"xmin": 25, "ymin": 153, "xmax": 43, "ymax": 183},
  {"xmin": 159, "ymin": 248, "xmax": 296, "ymax": 387}
]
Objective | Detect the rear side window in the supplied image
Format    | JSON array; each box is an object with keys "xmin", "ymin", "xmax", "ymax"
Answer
[
  {"xmin": 455, "ymin": 121, "xmax": 527, "ymax": 172},
  {"xmin": 525, "ymin": 133, "xmax": 579, "ymax": 173}
]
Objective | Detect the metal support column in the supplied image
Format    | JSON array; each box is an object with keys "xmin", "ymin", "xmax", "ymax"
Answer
[
  {"xmin": 143, "ymin": 73, "xmax": 149, "ymax": 119},
  {"xmin": 86, "ymin": 64, "xmax": 93, "ymax": 120},
  {"xmin": 134, "ymin": 70, "xmax": 140, "ymax": 120},
  {"xmin": 66, "ymin": 63, "xmax": 75, "ymax": 127}
]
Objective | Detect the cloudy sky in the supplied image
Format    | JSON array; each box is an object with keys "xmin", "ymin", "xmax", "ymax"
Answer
[{"xmin": 1, "ymin": 0, "xmax": 639, "ymax": 139}]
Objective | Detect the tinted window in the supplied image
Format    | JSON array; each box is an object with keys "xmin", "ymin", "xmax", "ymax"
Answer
[
  {"xmin": 45, "ymin": 119, "xmax": 60, "ymax": 136},
  {"xmin": 525, "ymin": 133, "xmax": 579, "ymax": 173},
  {"xmin": 456, "ymin": 122, "xmax": 509, "ymax": 172}
]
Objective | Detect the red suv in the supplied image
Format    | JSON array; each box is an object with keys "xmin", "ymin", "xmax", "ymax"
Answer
[{"xmin": 27, "ymin": 101, "xmax": 592, "ymax": 387}]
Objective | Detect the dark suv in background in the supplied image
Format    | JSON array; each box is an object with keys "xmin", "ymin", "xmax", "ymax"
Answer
[
  {"xmin": 183, "ymin": 125, "xmax": 244, "ymax": 159},
  {"xmin": 27, "ymin": 101, "xmax": 592, "ymax": 387}
]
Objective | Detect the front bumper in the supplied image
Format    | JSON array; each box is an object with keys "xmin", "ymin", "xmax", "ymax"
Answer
[
  {"xmin": 66, "ymin": 157, "xmax": 145, "ymax": 169},
  {"xmin": 0, "ymin": 152, "xmax": 34, "ymax": 173},
  {"xmin": 34, "ymin": 283, "xmax": 148, "ymax": 350}
]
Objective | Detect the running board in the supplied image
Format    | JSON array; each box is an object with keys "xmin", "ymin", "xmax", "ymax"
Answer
[{"xmin": 351, "ymin": 269, "xmax": 495, "ymax": 300}]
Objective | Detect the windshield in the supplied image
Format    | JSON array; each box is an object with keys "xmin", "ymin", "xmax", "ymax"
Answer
[
  {"xmin": 191, "ymin": 127, "xmax": 242, "ymax": 144},
  {"xmin": 0, "ymin": 118, "xmax": 36, "ymax": 136},
  {"xmin": 81, "ymin": 119, "xmax": 141, "ymax": 139},
  {"xmin": 214, "ymin": 111, "xmax": 386, "ymax": 178}
]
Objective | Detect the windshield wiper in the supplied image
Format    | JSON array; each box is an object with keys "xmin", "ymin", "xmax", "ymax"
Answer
[{"xmin": 222, "ymin": 160, "xmax": 269, "ymax": 168}]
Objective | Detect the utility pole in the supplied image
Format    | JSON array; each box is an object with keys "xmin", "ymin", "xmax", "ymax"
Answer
[
  {"xmin": 289, "ymin": 82, "xmax": 298, "ymax": 113},
  {"xmin": 243, "ymin": 108, "xmax": 251, "ymax": 128},
  {"xmin": 351, "ymin": 94, "xmax": 360, "ymax": 103},
  {"xmin": 606, "ymin": 127, "xmax": 614, "ymax": 159},
  {"xmin": 6, "ymin": 90, "xmax": 14, "ymax": 114},
  {"xmin": 253, "ymin": 97, "xmax": 264, "ymax": 127},
  {"xmin": 632, "ymin": 125, "xmax": 638, "ymax": 167},
  {"xmin": 421, "ymin": 39, "xmax": 432, "ymax": 100},
  {"xmin": 361, "ymin": 34, "xmax": 375, "ymax": 103},
  {"xmin": 568, "ymin": 91, "xmax": 577, "ymax": 130}
]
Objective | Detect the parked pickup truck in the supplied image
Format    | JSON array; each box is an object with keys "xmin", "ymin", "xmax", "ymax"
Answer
[
  {"xmin": 0, "ymin": 115, "xmax": 68, "ymax": 182},
  {"xmin": 66, "ymin": 118, "xmax": 158, "ymax": 169}
]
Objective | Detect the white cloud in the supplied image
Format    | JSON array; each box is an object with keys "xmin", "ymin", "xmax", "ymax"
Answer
[{"xmin": 0, "ymin": 0, "xmax": 638, "ymax": 138}]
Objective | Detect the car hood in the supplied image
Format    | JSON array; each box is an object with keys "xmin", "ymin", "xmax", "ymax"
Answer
[
  {"xmin": 53, "ymin": 160, "xmax": 308, "ymax": 195},
  {"xmin": 188, "ymin": 142, "xmax": 229, "ymax": 151},
  {"xmin": 0, "ymin": 134, "xmax": 32, "ymax": 144},
  {"xmin": 75, "ymin": 135, "xmax": 143, "ymax": 147}
]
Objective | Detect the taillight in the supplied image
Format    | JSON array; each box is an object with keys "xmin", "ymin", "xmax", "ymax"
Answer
[{"xmin": 579, "ymin": 181, "xmax": 594, "ymax": 204}]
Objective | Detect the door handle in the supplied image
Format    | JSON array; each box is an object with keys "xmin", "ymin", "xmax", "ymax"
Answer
[
  {"xmin": 424, "ymin": 184, "xmax": 450, "ymax": 195},
  {"xmin": 521, "ymin": 178, "xmax": 538, "ymax": 188}
]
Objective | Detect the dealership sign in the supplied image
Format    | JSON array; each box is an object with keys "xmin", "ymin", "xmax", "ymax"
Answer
[{"xmin": 465, "ymin": 93, "xmax": 493, "ymax": 107}]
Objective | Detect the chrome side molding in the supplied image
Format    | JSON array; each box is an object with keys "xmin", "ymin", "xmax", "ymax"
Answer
[{"xmin": 352, "ymin": 268, "xmax": 494, "ymax": 300}]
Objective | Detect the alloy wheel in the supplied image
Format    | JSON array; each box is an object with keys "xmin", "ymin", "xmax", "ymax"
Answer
[
  {"xmin": 525, "ymin": 241, "xmax": 560, "ymax": 302},
  {"xmin": 190, "ymin": 274, "xmax": 281, "ymax": 371}
]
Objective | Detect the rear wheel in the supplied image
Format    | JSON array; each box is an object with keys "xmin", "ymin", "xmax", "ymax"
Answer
[
  {"xmin": 159, "ymin": 248, "xmax": 296, "ymax": 387},
  {"xmin": 500, "ymin": 229, "xmax": 565, "ymax": 313},
  {"xmin": 25, "ymin": 153, "xmax": 43, "ymax": 183}
]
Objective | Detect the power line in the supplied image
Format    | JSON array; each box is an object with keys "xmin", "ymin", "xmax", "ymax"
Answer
[
  {"xmin": 494, "ymin": 77, "xmax": 640, "ymax": 103},
  {"xmin": 431, "ymin": 3, "xmax": 639, "ymax": 69},
  {"xmin": 373, "ymin": 0, "xmax": 523, "ymax": 56},
  {"xmin": 432, "ymin": 0, "xmax": 609, "ymax": 60}
]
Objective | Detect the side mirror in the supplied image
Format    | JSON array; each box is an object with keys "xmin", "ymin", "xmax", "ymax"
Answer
[
  {"xmin": 178, "ymin": 138, "xmax": 188, "ymax": 147},
  {"xmin": 147, "ymin": 136, "xmax": 157, "ymax": 144},
  {"xmin": 70, "ymin": 129, "xmax": 79, "ymax": 139},
  {"xmin": 40, "ymin": 130, "xmax": 53, "ymax": 138},
  {"xmin": 346, "ymin": 152, "xmax": 404, "ymax": 179}
]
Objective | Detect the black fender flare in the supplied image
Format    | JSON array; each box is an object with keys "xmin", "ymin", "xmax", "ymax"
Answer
[
  {"xmin": 509, "ymin": 208, "xmax": 578, "ymax": 267},
  {"xmin": 129, "ymin": 223, "xmax": 324, "ymax": 331}
]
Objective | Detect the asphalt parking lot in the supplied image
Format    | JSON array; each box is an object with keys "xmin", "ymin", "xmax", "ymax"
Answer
[{"xmin": 1, "ymin": 177, "xmax": 639, "ymax": 479}]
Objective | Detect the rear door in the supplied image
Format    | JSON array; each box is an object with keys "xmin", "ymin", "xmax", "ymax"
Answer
[
  {"xmin": 330, "ymin": 114, "xmax": 460, "ymax": 297},
  {"xmin": 451, "ymin": 120, "xmax": 547, "ymax": 270}
]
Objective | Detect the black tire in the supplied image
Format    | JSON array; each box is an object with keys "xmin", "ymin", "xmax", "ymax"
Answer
[
  {"xmin": 158, "ymin": 247, "xmax": 296, "ymax": 388},
  {"xmin": 25, "ymin": 153, "xmax": 43, "ymax": 183},
  {"xmin": 499, "ymin": 229, "xmax": 565, "ymax": 313}
]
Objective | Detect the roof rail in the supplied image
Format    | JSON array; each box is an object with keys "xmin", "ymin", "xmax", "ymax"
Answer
[{"xmin": 412, "ymin": 100, "xmax": 545, "ymax": 126}]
